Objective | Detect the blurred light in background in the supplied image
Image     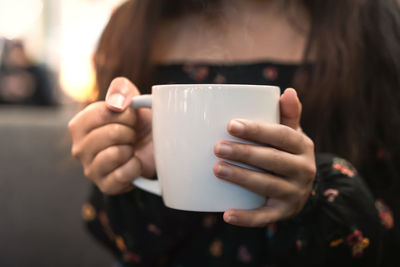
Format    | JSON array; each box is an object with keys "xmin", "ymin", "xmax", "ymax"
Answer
[
  {"xmin": 0, "ymin": 0, "xmax": 125, "ymax": 103},
  {"xmin": 60, "ymin": 0, "xmax": 125, "ymax": 102},
  {"xmin": 0, "ymin": 0, "xmax": 43, "ymax": 39}
]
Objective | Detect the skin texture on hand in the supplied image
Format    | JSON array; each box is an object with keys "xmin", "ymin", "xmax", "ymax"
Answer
[
  {"xmin": 69, "ymin": 81, "xmax": 315, "ymax": 227},
  {"xmin": 68, "ymin": 77, "xmax": 155, "ymax": 195},
  {"xmin": 213, "ymin": 88, "xmax": 316, "ymax": 227}
]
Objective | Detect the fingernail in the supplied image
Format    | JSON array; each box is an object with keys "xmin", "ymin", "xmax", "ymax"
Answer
[
  {"xmin": 229, "ymin": 120, "xmax": 245, "ymax": 135},
  {"xmin": 107, "ymin": 93, "xmax": 125, "ymax": 109},
  {"xmin": 286, "ymin": 88, "xmax": 297, "ymax": 95},
  {"xmin": 217, "ymin": 164, "xmax": 233, "ymax": 178},
  {"xmin": 215, "ymin": 143, "xmax": 232, "ymax": 156},
  {"xmin": 286, "ymin": 88, "xmax": 298, "ymax": 99},
  {"xmin": 227, "ymin": 215, "xmax": 237, "ymax": 223}
]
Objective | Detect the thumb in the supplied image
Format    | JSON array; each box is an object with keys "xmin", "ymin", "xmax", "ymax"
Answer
[
  {"xmin": 279, "ymin": 88, "xmax": 302, "ymax": 130},
  {"xmin": 105, "ymin": 77, "xmax": 141, "ymax": 112}
]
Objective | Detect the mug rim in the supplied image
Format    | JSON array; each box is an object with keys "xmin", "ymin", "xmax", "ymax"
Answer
[{"xmin": 152, "ymin": 84, "xmax": 280, "ymax": 92}]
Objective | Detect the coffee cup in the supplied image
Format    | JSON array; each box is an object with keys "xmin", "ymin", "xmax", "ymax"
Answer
[{"xmin": 131, "ymin": 84, "xmax": 280, "ymax": 212}]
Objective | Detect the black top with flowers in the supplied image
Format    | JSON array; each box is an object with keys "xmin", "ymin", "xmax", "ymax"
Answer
[{"xmin": 83, "ymin": 62, "xmax": 396, "ymax": 267}]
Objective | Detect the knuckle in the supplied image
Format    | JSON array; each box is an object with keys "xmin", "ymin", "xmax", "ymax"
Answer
[
  {"xmin": 108, "ymin": 124, "xmax": 123, "ymax": 142},
  {"xmin": 288, "ymin": 130, "xmax": 302, "ymax": 147},
  {"xmin": 303, "ymin": 135, "xmax": 315, "ymax": 151},
  {"xmin": 278, "ymin": 126, "xmax": 298, "ymax": 148},
  {"xmin": 99, "ymin": 177, "xmax": 125, "ymax": 195},
  {"xmin": 268, "ymin": 148, "xmax": 286, "ymax": 172},
  {"xmin": 83, "ymin": 167, "xmax": 92, "ymax": 179},
  {"xmin": 67, "ymin": 118, "xmax": 76, "ymax": 132},
  {"xmin": 71, "ymin": 144, "xmax": 81, "ymax": 158},
  {"xmin": 295, "ymin": 132, "xmax": 305, "ymax": 145},
  {"xmin": 108, "ymin": 146, "xmax": 130, "ymax": 166},
  {"xmin": 304, "ymin": 162, "xmax": 317, "ymax": 181},
  {"xmin": 297, "ymin": 161, "xmax": 316, "ymax": 184},
  {"xmin": 112, "ymin": 167, "xmax": 128, "ymax": 185},
  {"xmin": 97, "ymin": 182, "xmax": 112, "ymax": 195},
  {"xmin": 294, "ymin": 164, "xmax": 315, "ymax": 193},
  {"xmin": 296, "ymin": 187, "xmax": 307, "ymax": 201},
  {"xmin": 106, "ymin": 145, "xmax": 120, "ymax": 159}
]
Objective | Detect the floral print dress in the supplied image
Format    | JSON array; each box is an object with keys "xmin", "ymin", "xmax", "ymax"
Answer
[{"xmin": 82, "ymin": 62, "xmax": 397, "ymax": 266}]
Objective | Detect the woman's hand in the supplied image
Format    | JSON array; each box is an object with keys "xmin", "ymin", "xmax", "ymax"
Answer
[
  {"xmin": 213, "ymin": 88, "xmax": 316, "ymax": 227},
  {"xmin": 68, "ymin": 77, "xmax": 154, "ymax": 195}
]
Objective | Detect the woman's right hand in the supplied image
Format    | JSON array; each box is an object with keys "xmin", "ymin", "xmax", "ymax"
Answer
[{"xmin": 68, "ymin": 77, "xmax": 154, "ymax": 195}]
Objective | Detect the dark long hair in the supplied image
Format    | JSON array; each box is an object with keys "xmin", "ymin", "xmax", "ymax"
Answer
[{"xmin": 94, "ymin": 0, "xmax": 400, "ymax": 191}]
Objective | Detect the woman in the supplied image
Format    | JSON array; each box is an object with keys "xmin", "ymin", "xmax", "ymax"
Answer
[{"xmin": 69, "ymin": 0, "xmax": 400, "ymax": 266}]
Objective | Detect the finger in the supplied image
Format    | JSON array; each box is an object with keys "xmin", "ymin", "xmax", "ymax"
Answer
[
  {"xmin": 227, "ymin": 119, "xmax": 305, "ymax": 154},
  {"xmin": 279, "ymin": 88, "xmax": 302, "ymax": 130},
  {"xmin": 223, "ymin": 203, "xmax": 284, "ymax": 227},
  {"xmin": 105, "ymin": 77, "xmax": 141, "ymax": 112},
  {"xmin": 86, "ymin": 145, "xmax": 135, "ymax": 182},
  {"xmin": 68, "ymin": 101, "xmax": 137, "ymax": 141},
  {"xmin": 214, "ymin": 141, "xmax": 305, "ymax": 177},
  {"xmin": 213, "ymin": 161, "xmax": 298, "ymax": 199},
  {"xmin": 99, "ymin": 156, "xmax": 142, "ymax": 195},
  {"xmin": 73, "ymin": 123, "xmax": 136, "ymax": 165}
]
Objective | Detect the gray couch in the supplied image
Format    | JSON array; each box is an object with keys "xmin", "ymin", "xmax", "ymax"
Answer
[{"xmin": 0, "ymin": 106, "xmax": 114, "ymax": 267}]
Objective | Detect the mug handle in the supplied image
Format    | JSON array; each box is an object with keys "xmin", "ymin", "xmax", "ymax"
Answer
[{"xmin": 130, "ymin": 95, "xmax": 162, "ymax": 196}]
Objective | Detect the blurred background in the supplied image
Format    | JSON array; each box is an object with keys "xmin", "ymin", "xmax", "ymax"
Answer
[{"xmin": 0, "ymin": 0, "xmax": 125, "ymax": 266}]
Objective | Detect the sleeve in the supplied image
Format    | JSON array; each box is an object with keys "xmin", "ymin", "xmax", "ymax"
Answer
[
  {"xmin": 267, "ymin": 153, "xmax": 385, "ymax": 267},
  {"xmin": 82, "ymin": 185, "xmax": 123, "ymax": 259}
]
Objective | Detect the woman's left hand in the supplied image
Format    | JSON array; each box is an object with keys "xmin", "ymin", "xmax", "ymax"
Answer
[{"xmin": 213, "ymin": 88, "xmax": 316, "ymax": 227}]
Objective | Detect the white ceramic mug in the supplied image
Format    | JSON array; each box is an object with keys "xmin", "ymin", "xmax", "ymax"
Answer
[{"xmin": 131, "ymin": 84, "xmax": 280, "ymax": 212}]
